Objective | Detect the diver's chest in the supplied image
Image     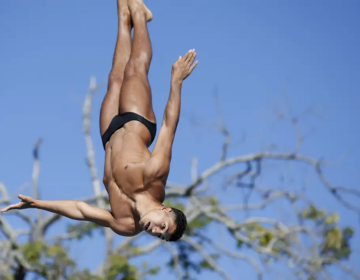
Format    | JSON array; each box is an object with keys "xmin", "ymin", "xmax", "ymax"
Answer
[{"xmin": 113, "ymin": 163, "xmax": 146, "ymax": 195}]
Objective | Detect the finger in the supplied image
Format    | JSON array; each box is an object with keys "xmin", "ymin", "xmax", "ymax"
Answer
[
  {"xmin": 188, "ymin": 49, "xmax": 196, "ymax": 63},
  {"xmin": 190, "ymin": 61, "xmax": 198, "ymax": 73},
  {"xmin": 0, "ymin": 205, "xmax": 15, "ymax": 212},
  {"xmin": 0, "ymin": 206, "xmax": 10, "ymax": 212},
  {"xmin": 183, "ymin": 50, "xmax": 192, "ymax": 62},
  {"xmin": 18, "ymin": 194, "xmax": 29, "ymax": 201},
  {"xmin": 187, "ymin": 51, "xmax": 196, "ymax": 67}
]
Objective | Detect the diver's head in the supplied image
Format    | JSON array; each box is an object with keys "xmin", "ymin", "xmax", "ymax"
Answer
[{"xmin": 141, "ymin": 206, "xmax": 187, "ymax": 241}]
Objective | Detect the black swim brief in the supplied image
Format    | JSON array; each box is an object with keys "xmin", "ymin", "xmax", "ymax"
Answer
[{"xmin": 101, "ymin": 112, "xmax": 157, "ymax": 149}]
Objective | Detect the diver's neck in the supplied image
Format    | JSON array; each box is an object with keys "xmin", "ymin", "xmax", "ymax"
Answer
[{"xmin": 134, "ymin": 192, "xmax": 162, "ymax": 219}]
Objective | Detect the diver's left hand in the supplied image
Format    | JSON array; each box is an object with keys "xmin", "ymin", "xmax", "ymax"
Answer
[{"xmin": 171, "ymin": 49, "xmax": 198, "ymax": 82}]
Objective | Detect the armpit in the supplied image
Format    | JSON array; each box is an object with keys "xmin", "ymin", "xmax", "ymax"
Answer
[{"xmin": 111, "ymin": 217, "xmax": 139, "ymax": 237}]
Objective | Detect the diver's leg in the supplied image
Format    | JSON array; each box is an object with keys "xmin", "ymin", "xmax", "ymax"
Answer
[
  {"xmin": 119, "ymin": 0, "xmax": 156, "ymax": 131},
  {"xmin": 99, "ymin": 0, "xmax": 132, "ymax": 136}
]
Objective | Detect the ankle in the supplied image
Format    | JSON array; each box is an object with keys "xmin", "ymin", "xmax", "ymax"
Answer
[
  {"xmin": 131, "ymin": 10, "xmax": 146, "ymax": 22},
  {"xmin": 118, "ymin": 7, "xmax": 130, "ymax": 19}
]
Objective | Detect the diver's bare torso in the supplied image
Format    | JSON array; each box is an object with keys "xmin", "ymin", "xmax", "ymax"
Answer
[{"xmin": 103, "ymin": 122, "xmax": 166, "ymax": 236}]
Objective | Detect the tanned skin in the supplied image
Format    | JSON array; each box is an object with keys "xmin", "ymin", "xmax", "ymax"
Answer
[{"xmin": 1, "ymin": 0, "xmax": 198, "ymax": 242}]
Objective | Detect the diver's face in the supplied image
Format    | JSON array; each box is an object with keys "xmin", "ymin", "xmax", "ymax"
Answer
[{"xmin": 141, "ymin": 207, "xmax": 176, "ymax": 241}]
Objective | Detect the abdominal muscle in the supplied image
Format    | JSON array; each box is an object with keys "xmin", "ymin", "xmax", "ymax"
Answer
[{"xmin": 103, "ymin": 122, "xmax": 152, "ymax": 221}]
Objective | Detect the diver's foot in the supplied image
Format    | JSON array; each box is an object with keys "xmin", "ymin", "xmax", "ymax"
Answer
[
  {"xmin": 128, "ymin": 0, "xmax": 153, "ymax": 22},
  {"xmin": 143, "ymin": 1, "xmax": 153, "ymax": 22},
  {"xmin": 118, "ymin": 0, "xmax": 131, "ymax": 23}
]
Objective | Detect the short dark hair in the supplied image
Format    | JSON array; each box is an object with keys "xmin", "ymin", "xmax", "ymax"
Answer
[{"xmin": 168, "ymin": 208, "xmax": 187, "ymax": 242}]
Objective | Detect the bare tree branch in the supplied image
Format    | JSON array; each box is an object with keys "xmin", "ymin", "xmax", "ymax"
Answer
[
  {"xmin": 315, "ymin": 165, "xmax": 360, "ymax": 216},
  {"xmin": 3, "ymin": 210, "xmax": 32, "ymax": 226},
  {"xmin": 198, "ymin": 233, "xmax": 263, "ymax": 280},
  {"xmin": 222, "ymin": 190, "xmax": 302, "ymax": 211},
  {"xmin": 191, "ymin": 157, "xmax": 198, "ymax": 182},
  {"xmin": 213, "ymin": 89, "xmax": 231, "ymax": 161},
  {"xmin": 83, "ymin": 76, "xmax": 114, "ymax": 274},
  {"xmin": 183, "ymin": 151, "xmax": 360, "ymax": 218},
  {"xmin": 32, "ymin": 139, "xmax": 42, "ymax": 222},
  {"xmin": 164, "ymin": 242, "xmax": 183, "ymax": 280},
  {"xmin": 0, "ymin": 214, "xmax": 18, "ymax": 244},
  {"xmin": 41, "ymin": 213, "xmax": 62, "ymax": 236},
  {"xmin": 185, "ymin": 152, "xmax": 321, "ymax": 195},
  {"xmin": 1, "ymin": 79, "xmax": 359, "ymax": 280},
  {"xmin": 324, "ymin": 259, "xmax": 360, "ymax": 280},
  {"xmin": 83, "ymin": 77, "xmax": 103, "ymax": 207},
  {"xmin": 0, "ymin": 182, "xmax": 9, "ymax": 205},
  {"xmin": 182, "ymin": 235, "xmax": 232, "ymax": 280}
]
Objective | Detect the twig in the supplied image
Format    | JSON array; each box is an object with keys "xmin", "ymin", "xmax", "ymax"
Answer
[
  {"xmin": 0, "ymin": 215, "xmax": 18, "ymax": 244},
  {"xmin": 316, "ymin": 165, "xmax": 360, "ymax": 216},
  {"xmin": 219, "ymin": 124, "xmax": 230, "ymax": 162},
  {"xmin": 221, "ymin": 191, "xmax": 302, "ymax": 211},
  {"xmin": 198, "ymin": 233, "xmax": 263, "ymax": 280},
  {"xmin": 213, "ymin": 89, "xmax": 231, "ymax": 161},
  {"xmin": 32, "ymin": 139, "xmax": 42, "ymax": 202},
  {"xmin": 185, "ymin": 152, "xmax": 322, "ymax": 195},
  {"xmin": 4, "ymin": 210, "xmax": 32, "ymax": 226},
  {"xmin": 164, "ymin": 243, "xmax": 183, "ymax": 280},
  {"xmin": 324, "ymin": 259, "xmax": 360, "ymax": 280},
  {"xmin": 191, "ymin": 158, "xmax": 198, "ymax": 183},
  {"xmin": 182, "ymin": 235, "xmax": 232, "ymax": 280},
  {"xmin": 0, "ymin": 182, "xmax": 9, "ymax": 205}
]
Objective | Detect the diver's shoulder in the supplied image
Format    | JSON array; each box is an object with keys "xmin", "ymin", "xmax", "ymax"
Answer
[{"xmin": 112, "ymin": 216, "xmax": 142, "ymax": 236}]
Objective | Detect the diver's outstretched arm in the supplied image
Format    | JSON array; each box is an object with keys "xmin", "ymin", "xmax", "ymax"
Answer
[
  {"xmin": 1, "ymin": 194, "xmax": 114, "ymax": 228},
  {"xmin": 144, "ymin": 50, "xmax": 198, "ymax": 180}
]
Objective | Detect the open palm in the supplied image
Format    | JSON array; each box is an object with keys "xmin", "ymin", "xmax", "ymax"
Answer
[{"xmin": 172, "ymin": 49, "xmax": 198, "ymax": 81}]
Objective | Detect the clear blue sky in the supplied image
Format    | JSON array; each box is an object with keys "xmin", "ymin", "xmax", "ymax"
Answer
[{"xmin": 1, "ymin": 1, "xmax": 359, "ymax": 279}]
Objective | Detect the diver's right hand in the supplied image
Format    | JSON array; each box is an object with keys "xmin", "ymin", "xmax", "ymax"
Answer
[{"xmin": 1, "ymin": 195, "xmax": 36, "ymax": 212}]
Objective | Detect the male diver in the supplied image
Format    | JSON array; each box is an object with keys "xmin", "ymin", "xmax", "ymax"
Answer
[{"xmin": 1, "ymin": 0, "xmax": 198, "ymax": 242}]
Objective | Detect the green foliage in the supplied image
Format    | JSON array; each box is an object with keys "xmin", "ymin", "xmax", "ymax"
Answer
[
  {"xmin": 259, "ymin": 231, "xmax": 273, "ymax": 247},
  {"xmin": 105, "ymin": 254, "xmax": 160, "ymax": 280},
  {"xmin": 3, "ymin": 194, "xmax": 356, "ymax": 280},
  {"xmin": 69, "ymin": 270, "xmax": 104, "ymax": 280},
  {"xmin": 1, "ymin": 274, "xmax": 13, "ymax": 280},
  {"xmin": 301, "ymin": 204, "xmax": 326, "ymax": 220},
  {"xmin": 18, "ymin": 243, "xmax": 162, "ymax": 280},
  {"xmin": 322, "ymin": 226, "xmax": 353, "ymax": 261},
  {"xmin": 237, "ymin": 239, "xmax": 244, "ymax": 248},
  {"xmin": 67, "ymin": 221, "xmax": 100, "ymax": 240},
  {"xmin": 20, "ymin": 241, "xmax": 75, "ymax": 278},
  {"xmin": 326, "ymin": 213, "xmax": 339, "ymax": 224},
  {"xmin": 22, "ymin": 241, "xmax": 45, "ymax": 264},
  {"xmin": 300, "ymin": 205, "xmax": 355, "ymax": 261},
  {"xmin": 186, "ymin": 215, "xmax": 212, "ymax": 236},
  {"xmin": 199, "ymin": 260, "xmax": 211, "ymax": 269},
  {"xmin": 148, "ymin": 267, "xmax": 160, "ymax": 275},
  {"xmin": 168, "ymin": 241, "xmax": 200, "ymax": 278},
  {"xmin": 163, "ymin": 200, "xmax": 185, "ymax": 212},
  {"xmin": 106, "ymin": 255, "xmax": 134, "ymax": 280},
  {"xmin": 208, "ymin": 197, "xmax": 219, "ymax": 211},
  {"xmin": 199, "ymin": 254, "xmax": 220, "ymax": 270},
  {"xmin": 239, "ymin": 222, "xmax": 275, "ymax": 248}
]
